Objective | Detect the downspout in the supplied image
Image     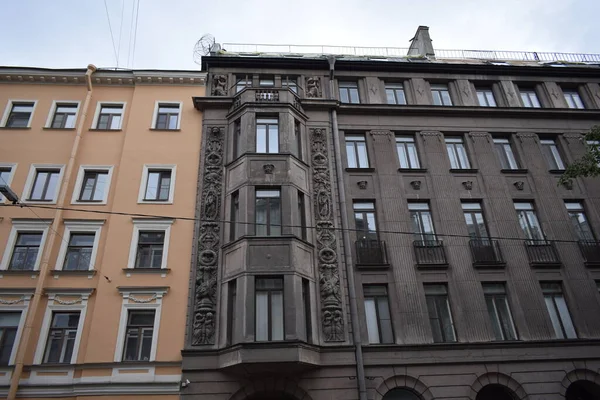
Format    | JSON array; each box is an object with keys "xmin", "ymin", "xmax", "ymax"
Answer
[
  {"xmin": 327, "ymin": 56, "xmax": 368, "ymax": 400},
  {"xmin": 7, "ymin": 64, "xmax": 97, "ymax": 400}
]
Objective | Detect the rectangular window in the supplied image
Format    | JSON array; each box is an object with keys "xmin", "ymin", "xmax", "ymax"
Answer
[
  {"xmin": 298, "ymin": 191, "xmax": 307, "ymax": 240},
  {"xmin": 363, "ymin": 285, "xmax": 394, "ymax": 344},
  {"xmin": 6, "ymin": 102, "xmax": 34, "ymax": 128},
  {"xmin": 154, "ymin": 103, "xmax": 180, "ymax": 130},
  {"xmin": 282, "ymin": 76, "xmax": 298, "ymax": 94},
  {"xmin": 294, "ymin": 120, "xmax": 302, "ymax": 160},
  {"xmin": 63, "ymin": 233, "xmax": 95, "ymax": 271},
  {"xmin": 0, "ymin": 312, "xmax": 20, "ymax": 365},
  {"xmin": 256, "ymin": 118, "xmax": 279, "ymax": 153},
  {"xmin": 396, "ymin": 136, "xmax": 420, "ymax": 169},
  {"xmin": 339, "ymin": 82, "xmax": 360, "ymax": 104},
  {"xmin": 144, "ymin": 170, "xmax": 171, "ymax": 201},
  {"xmin": 541, "ymin": 283, "xmax": 576, "ymax": 339},
  {"xmin": 9, "ymin": 232, "xmax": 42, "ymax": 270},
  {"xmin": 519, "ymin": 88, "xmax": 541, "ymax": 108},
  {"xmin": 514, "ymin": 202, "xmax": 546, "ymax": 242},
  {"xmin": 236, "ymin": 76, "xmax": 251, "ymax": 93},
  {"xmin": 230, "ymin": 191, "xmax": 239, "ymax": 241},
  {"xmin": 233, "ymin": 119, "xmax": 241, "ymax": 158},
  {"xmin": 255, "ymin": 189, "xmax": 281, "ymax": 236},
  {"xmin": 135, "ymin": 231, "xmax": 165, "ymax": 268},
  {"xmin": 259, "ymin": 76, "xmax": 274, "ymax": 87},
  {"xmin": 408, "ymin": 202, "xmax": 436, "ymax": 242},
  {"xmin": 43, "ymin": 312, "xmax": 81, "ymax": 363},
  {"xmin": 78, "ymin": 170, "xmax": 109, "ymax": 202},
  {"xmin": 493, "ymin": 138, "xmax": 520, "ymax": 170},
  {"xmin": 563, "ymin": 90, "xmax": 585, "ymax": 109},
  {"xmin": 0, "ymin": 167, "xmax": 14, "ymax": 201},
  {"xmin": 123, "ymin": 310, "xmax": 155, "ymax": 361},
  {"xmin": 227, "ymin": 280, "xmax": 237, "ymax": 345},
  {"xmin": 540, "ymin": 139, "xmax": 565, "ymax": 170},
  {"xmin": 29, "ymin": 169, "xmax": 60, "ymax": 201},
  {"xmin": 462, "ymin": 202, "xmax": 489, "ymax": 238},
  {"xmin": 483, "ymin": 283, "xmax": 517, "ymax": 341},
  {"xmin": 302, "ymin": 278, "xmax": 312, "ymax": 343},
  {"xmin": 586, "ymin": 140, "xmax": 600, "ymax": 167},
  {"xmin": 477, "ymin": 88, "xmax": 497, "ymax": 107},
  {"xmin": 565, "ymin": 202, "xmax": 595, "ymax": 241},
  {"xmin": 385, "ymin": 83, "xmax": 406, "ymax": 105},
  {"xmin": 345, "ymin": 134, "xmax": 369, "ymax": 168},
  {"xmin": 354, "ymin": 201, "xmax": 378, "ymax": 241},
  {"xmin": 255, "ymin": 277, "xmax": 284, "ymax": 341},
  {"xmin": 51, "ymin": 104, "xmax": 78, "ymax": 129},
  {"xmin": 431, "ymin": 84, "xmax": 453, "ymax": 106},
  {"xmin": 96, "ymin": 104, "xmax": 124, "ymax": 129},
  {"xmin": 445, "ymin": 137, "xmax": 471, "ymax": 169},
  {"xmin": 424, "ymin": 284, "xmax": 456, "ymax": 343}
]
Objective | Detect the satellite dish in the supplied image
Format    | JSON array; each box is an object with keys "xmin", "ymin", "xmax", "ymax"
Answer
[{"xmin": 193, "ymin": 34, "xmax": 215, "ymax": 65}]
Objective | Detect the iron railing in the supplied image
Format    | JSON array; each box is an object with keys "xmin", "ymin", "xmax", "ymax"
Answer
[
  {"xmin": 469, "ymin": 239, "xmax": 504, "ymax": 266},
  {"xmin": 255, "ymin": 89, "xmax": 279, "ymax": 101},
  {"xmin": 524, "ymin": 240, "xmax": 561, "ymax": 265},
  {"xmin": 578, "ymin": 240, "xmax": 600, "ymax": 266},
  {"xmin": 413, "ymin": 239, "xmax": 448, "ymax": 266},
  {"xmin": 355, "ymin": 240, "xmax": 389, "ymax": 266}
]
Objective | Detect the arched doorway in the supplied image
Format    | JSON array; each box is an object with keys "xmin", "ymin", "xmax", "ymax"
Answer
[
  {"xmin": 566, "ymin": 380, "xmax": 600, "ymax": 400},
  {"xmin": 247, "ymin": 394, "xmax": 297, "ymax": 400},
  {"xmin": 382, "ymin": 388, "xmax": 421, "ymax": 400},
  {"xmin": 475, "ymin": 384, "xmax": 518, "ymax": 400}
]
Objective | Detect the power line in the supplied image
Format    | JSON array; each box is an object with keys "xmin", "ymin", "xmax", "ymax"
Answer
[
  {"xmin": 130, "ymin": 0, "xmax": 141, "ymax": 68},
  {"xmin": 116, "ymin": 0, "xmax": 126, "ymax": 67},
  {"xmin": 103, "ymin": 0, "xmax": 119, "ymax": 66},
  {"xmin": 126, "ymin": 0, "xmax": 136, "ymax": 68}
]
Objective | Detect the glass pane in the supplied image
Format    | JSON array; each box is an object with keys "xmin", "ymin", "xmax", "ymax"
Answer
[
  {"xmin": 446, "ymin": 145, "xmax": 459, "ymax": 169},
  {"xmin": 268, "ymin": 126, "xmax": 279, "ymax": 153},
  {"xmin": 425, "ymin": 296, "xmax": 442, "ymax": 342},
  {"xmin": 474, "ymin": 213, "xmax": 489, "ymax": 237},
  {"xmin": 364, "ymin": 298, "xmax": 380, "ymax": 344},
  {"xmin": 52, "ymin": 114, "xmax": 65, "ymax": 128},
  {"xmin": 269, "ymin": 198, "xmax": 281, "ymax": 236},
  {"xmin": 555, "ymin": 296, "xmax": 576, "ymax": 338},
  {"xmin": 377, "ymin": 297, "xmax": 393, "ymax": 343},
  {"xmin": 168, "ymin": 115, "xmax": 178, "ymax": 129},
  {"xmin": 439, "ymin": 298, "xmax": 455, "ymax": 341},
  {"xmin": 441, "ymin": 91, "xmax": 452, "ymax": 105},
  {"xmin": 397, "ymin": 143, "xmax": 409, "ymax": 168},
  {"xmin": 456, "ymin": 145, "xmax": 470, "ymax": 168},
  {"xmin": 477, "ymin": 91, "xmax": 487, "ymax": 106},
  {"xmin": 485, "ymin": 296, "xmax": 504, "ymax": 340},
  {"xmin": 407, "ymin": 143, "xmax": 419, "ymax": 168},
  {"xmin": 93, "ymin": 173, "xmax": 107, "ymax": 200},
  {"xmin": 80, "ymin": 175, "xmax": 96, "ymax": 201},
  {"xmin": 255, "ymin": 292, "xmax": 268, "ymax": 340},
  {"xmin": 271, "ymin": 291, "xmax": 284, "ymax": 340},
  {"xmin": 255, "ymin": 198, "xmax": 267, "ymax": 236},
  {"xmin": 545, "ymin": 296, "xmax": 564, "ymax": 338},
  {"xmin": 110, "ymin": 115, "xmax": 121, "ymax": 129},
  {"xmin": 31, "ymin": 172, "xmax": 48, "ymax": 199},
  {"xmin": 159, "ymin": 175, "xmax": 171, "ymax": 200},
  {"xmin": 156, "ymin": 114, "xmax": 167, "ymax": 129},
  {"xmin": 65, "ymin": 114, "xmax": 76, "ymax": 128},
  {"xmin": 0, "ymin": 328, "xmax": 16, "ymax": 364},
  {"xmin": 140, "ymin": 329, "xmax": 153, "ymax": 360},
  {"xmin": 124, "ymin": 330, "xmax": 139, "ymax": 360},
  {"xmin": 420, "ymin": 212, "xmax": 435, "ymax": 236},
  {"xmin": 62, "ymin": 331, "xmax": 76, "ymax": 362},
  {"xmin": 504, "ymin": 144, "xmax": 518, "ymax": 169},
  {"xmin": 549, "ymin": 145, "xmax": 565, "ymax": 169},
  {"xmin": 346, "ymin": 142, "xmax": 357, "ymax": 168},
  {"xmin": 0, "ymin": 313, "xmax": 21, "ymax": 327},
  {"xmin": 45, "ymin": 172, "xmax": 59, "ymax": 200},
  {"xmin": 349, "ymin": 88, "xmax": 359, "ymax": 103},
  {"xmin": 69, "ymin": 233, "xmax": 94, "ymax": 247},
  {"xmin": 530, "ymin": 93, "xmax": 541, "ymax": 108},
  {"xmin": 150, "ymin": 246, "xmax": 163, "ymax": 267},
  {"xmin": 496, "ymin": 297, "xmax": 517, "ymax": 340},
  {"xmin": 129, "ymin": 311, "xmax": 155, "ymax": 326},
  {"xmin": 339, "ymin": 88, "xmax": 349, "ymax": 103},
  {"xmin": 256, "ymin": 125, "xmax": 267, "ymax": 153},
  {"xmin": 16, "ymin": 233, "xmax": 42, "ymax": 246},
  {"xmin": 386, "ymin": 89, "xmax": 396, "ymax": 104},
  {"xmin": 525, "ymin": 211, "xmax": 544, "ymax": 240},
  {"xmin": 356, "ymin": 142, "xmax": 369, "ymax": 168},
  {"xmin": 366, "ymin": 212, "xmax": 377, "ymax": 233},
  {"xmin": 44, "ymin": 333, "xmax": 62, "ymax": 363},
  {"xmin": 145, "ymin": 172, "xmax": 159, "ymax": 199},
  {"xmin": 139, "ymin": 232, "xmax": 164, "ymax": 243}
]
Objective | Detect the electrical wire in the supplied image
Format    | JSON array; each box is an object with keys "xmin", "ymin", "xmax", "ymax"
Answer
[
  {"xmin": 126, "ymin": 0, "xmax": 136, "ymax": 68},
  {"xmin": 116, "ymin": 0, "xmax": 126, "ymax": 67},
  {"xmin": 103, "ymin": 0, "xmax": 119, "ymax": 66},
  {"xmin": 130, "ymin": 0, "xmax": 141, "ymax": 68}
]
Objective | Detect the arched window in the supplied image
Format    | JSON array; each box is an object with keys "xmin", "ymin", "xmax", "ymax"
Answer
[
  {"xmin": 566, "ymin": 380, "xmax": 600, "ymax": 400},
  {"xmin": 476, "ymin": 384, "xmax": 517, "ymax": 400},
  {"xmin": 382, "ymin": 388, "xmax": 421, "ymax": 400}
]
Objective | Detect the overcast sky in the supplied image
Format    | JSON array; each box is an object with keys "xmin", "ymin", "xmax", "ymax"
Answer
[{"xmin": 1, "ymin": 0, "xmax": 598, "ymax": 70}]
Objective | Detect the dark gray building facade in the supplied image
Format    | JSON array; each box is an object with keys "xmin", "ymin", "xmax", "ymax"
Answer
[{"xmin": 183, "ymin": 28, "xmax": 600, "ymax": 400}]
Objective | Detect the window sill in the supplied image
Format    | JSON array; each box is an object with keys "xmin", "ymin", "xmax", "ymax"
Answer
[
  {"xmin": 415, "ymin": 263, "xmax": 449, "ymax": 270},
  {"xmin": 398, "ymin": 168, "xmax": 427, "ymax": 173},
  {"xmin": 548, "ymin": 169, "xmax": 566, "ymax": 175},
  {"xmin": 0, "ymin": 270, "xmax": 40, "ymax": 276},
  {"xmin": 88, "ymin": 128, "xmax": 123, "ymax": 132},
  {"xmin": 529, "ymin": 262, "xmax": 562, "ymax": 269},
  {"xmin": 449, "ymin": 168, "xmax": 478, "ymax": 173},
  {"xmin": 473, "ymin": 262, "xmax": 506, "ymax": 269},
  {"xmin": 123, "ymin": 268, "xmax": 171, "ymax": 274},
  {"xmin": 42, "ymin": 127, "xmax": 76, "ymax": 131},
  {"xmin": 0, "ymin": 126, "xmax": 31, "ymax": 130},
  {"xmin": 501, "ymin": 168, "xmax": 528, "ymax": 174},
  {"xmin": 137, "ymin": 200, "xmax": 174, "ymax": 205},
  {"xmin": 345, "ymin": 167, "xmax": 375, "ymax": 173},
  {"xmin": 149, "ymin": 128, "xmax": 181, "ymax": 132},
  {"xmin": 51, "ymin": 269, "xmax": 97, "ymax": 276},
  {"xmin": 71, "ymin": 201, "xmax": 108, "ymax": 206},
  {"xmin": 21, "ymin": 200, "xmax": 58, "ymax": 205}
]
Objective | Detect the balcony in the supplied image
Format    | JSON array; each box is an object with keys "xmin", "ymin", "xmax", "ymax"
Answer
[
  {"xmin": 355, "ymin": 240, "xmax": 389, "ymax": 268},
  {"xmin": 231, "ymin": 87, "xmax": 302, "ymax": 112},
  {"xmin": 524, "ymin": 240, "xmax": 561, "ymax": 267},
  {"xmin": 413, "ymin": 239, "xmax": 448, "ymax": 268},
  {"xmin": 578, "ymin": 240, "xmax": 600, "ymax": 267},
  {"xmin": 469, "ymin": 239, "xmax": 505, "ymax": 268}
]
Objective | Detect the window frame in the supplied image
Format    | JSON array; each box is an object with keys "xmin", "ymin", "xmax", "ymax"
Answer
[
  {"xmin": 254, "ymin": 276, "xmax": 285, "ymax": 342},
  {"xmin": 230, "ymin": 190, "xmax": 240, "ymax": 241},
  {"xmin": 126, "ymin": 219, "xmax": 173, "ymax": 270},
  {"xmin": 482, "ymin": 283, "xmax": 518, "ymax": 341},
  {"xmin": 565, "ymin": 201, "xmax": 596, "ymax": 241},
  {"xmin": 90, "ymin": 101, "xmax": 126, "ymax": 130},
  {"xmin": 430, "ymin": 83, "xmax": 453, "ymax": 106},
  {"xmin": 298, "ymin": 190, "xmax": 307, "ymax": 241},
  {"xmin": 476, "ymin": 88, "xmax": 497, "ymax": 107},
  {"xmin": 345, "ymin": 134, "xmax": 370, "ymax": 169},
  {"xmin": 0, "ymin": 292, "xmax": 32, "ymax": 366},
  {"xmin": 395, "ymin": 135, "xmax": 421, "ymax": 169},
  {"xmin": 44, "ymin": 101, "xmax": 81, "ymax": 129},
  {"xmin": 151, "ymin": 101, "xmax": 182, "ymax": 130},
  {"xmin": 408, "ymin": 202, "xmax": 436, "ymax": 242},
  {"xmin": 353, "ymin": 201, "xmax": 379, "ymax": 241},
  {"xmin": 518, "ymin": 87, "xmax": 541, "ymax": 108},
  {"xmin": 1, "ymin": 100, "xmax": 37, "ymax": 128},
  {"xmin": 0, "ymin": 163, "xmax": 17, "ymax": 203},
  {"xmin": 493, "ymin": 137, "xmax": 520, "ymax": 170},
  {"xmin": 71, "ymin": 165, "xmax": 114, "ymax": 205},
  {"xmin": 0, "ymin": 220, "xmax": 51, "ymax": 271},
  {"xmin": 461, "ymin": 202, "xmax": 490, "ymax": 239},
  {"xmin": 541, "ymin": 282, "xmax": 577, "ymax": 339},
  {"xmin": 385, "ymin": 83, "xmax": 407, "ymax": 105},
  {"xmin": 255, "ymin": 188, "xmax": 282, "ymax": 236},
  {"xmin": 445, "ymin": 136, "xmax": 471, "ymax": 170},
  {"xmin": 563, "ymin": 89, "xmax": 585, "ymax": 109},
  {"xmin": 539, "ymin": 139, "xmax": 566, "ymax": 170},
  {"xmin": 255, "ymin": 117, "xmax": 279, "ymax": 154},
  {"xmin": 282, "ymin": 76, "xmax": 298, "ymax": 94},
  {"xmin": 55, "ymin": 221, "xmax": 103, "ymax": 271},
  {"xmin": 363, "ymin": 285, "xmax": 394, "ymax": 344},
  {"xmin": 514, "ymin": 202, "xmax": 546, "ymax": 242},
  {"xmin": 137, "ymin": 164, "xmax": 177, "ymax": 204},
  {"xmin": 338, "ymin": 81, "xmax": 360, "ymax": 104},
  {"xmin": 21, "ymin": 164, "xmax": 65, "ymax": 205},
  {"xmin": 424, "ymin": 284, "xmax": 456, "ymax": 343}
]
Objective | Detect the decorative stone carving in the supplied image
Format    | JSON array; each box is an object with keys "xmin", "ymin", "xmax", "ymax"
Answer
[
  {"xmin": 468, "ymin": 132, "xmax": 491, "ymax": 142},
  {"xmin": 562, "ymin": 180, "xmax": 574, "ymax": 190},
  {"xmin": 263, "ymin": 164, "xmax": 275, "ymax": 174},
  {"xmin": 192, "ymin": 126, "xmax": 224, "ymax": 346},
  {"xmin": 419, "ymin": 131, "xmax": 441, "ymax": 142},
  {"xmin": 357, "ymin": 180, "xmax": 368, "ymax": 190},
  {"xmin": 462, "ymin": 181, "xmax": 473, "ymax": 190},
  {"xmin": 128, "ymin": 294, "xmax": 158, "ymax": 303},
  {"xmin": 53, "ymin": 295, "xmax": 83, "ymax": 305},
  {"xmin": 369, "ymin": 130, "xmax": 393, "ymax": 141},
  {"xmin": 211, "ymin": 75, "xmax": 227, "ymax": 96},
  {"xmin": 309, "ymin": 128, "xmax": 344, "ymax": 342},
  {"xmin": 563, "ymin": 133, "xmax": 584, "ymax": 142},
  {"xmin": 517, "ymin": 133, "xmax": 538, "ymax": 143},
  {"xmin": 306, "ymin": 77, "xmax": 322, "ymax": 98},
  {"xmin": 410, "ymin": 180, "xmax": 422, "ymax": 190},
  {"xmin": 0, "ymin": 296, "xmax": 25, "ymax": 305},
  {"xmin": 514, "ymin": 181, "xmax": 525, "ymax": 191}
]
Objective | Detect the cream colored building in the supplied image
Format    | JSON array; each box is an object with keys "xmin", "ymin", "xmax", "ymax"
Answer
[{"xmin": 0, "ymin": 65, "xmax": 205, "ymax": 399}]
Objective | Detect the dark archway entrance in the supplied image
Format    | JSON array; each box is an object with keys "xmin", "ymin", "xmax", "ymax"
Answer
[
  {"xmin": 566, "ymin": 380, "xmax": 600, "ymax": 400},
  {"xmin": 382, "ymin": 388, "xmax": 421, "ymax": 400},
  {"xmin": 475, "ymin": 384, "xmax": 518, "ymax": 400}
]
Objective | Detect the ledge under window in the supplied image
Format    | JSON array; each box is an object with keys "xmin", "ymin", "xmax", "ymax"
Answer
[
  {"xmin": 345, "ymin": 167, "xmax": 375, "ymax": 173},
  {"xmin": 89, "ymin": 128, "xmax": 123, "ymax": 132},
  {"xmin": 548, "ymin": 169, "xmax": 566, "ymax": 175},
  {"xmin": 51, "ymin": 270, "xmax": 97, "ymax": 276},
  {"xmin": 449, "ymin": 168, "xmax": 478, "ymax": 173},
  {"xmin": 0, "ymin": 270, "xmax": 40, "ymax": 276},
  {"xmin": 149, "ymin": 128, "xmax": 181, "ymax": 132},
  {"xmin": 501, "ymin": 168, "xmax": 528, "ymax": 174},
  {"xmin": 122, "ymin": 268, "xmax": 171, "ymax": 274},
  {"xmin": 43, "ymin": 127, "xmax": 76, "ymax": 131},
  {"xmin": 0, "ymin": 126, "xmax": 31, "ymax": 130},
  {"xmin": 398, "ymin": 168, "xmax": 427, "ymax": 173}
]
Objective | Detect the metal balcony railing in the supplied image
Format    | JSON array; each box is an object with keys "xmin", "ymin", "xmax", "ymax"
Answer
[
  {"xmin": 255, "ymin": 89, "xmax": 279, "ymax": 101},
  {"xmin": 578, "ymin": 240, "xmax": 600, "ymax": 266},
  {"xmin": 524, "ymin": 240, "xmax": 561, "ymax": 266},
  {"xmin": 469, "ymin": 239, "xmax": 505, "ymax": 266},
  {"xmin": 355, "ymin": 240, "xmax": 389, "ymax": 267},
  {"xmin": 413, "ymin": 239, "xmax": 448, "ymax": 266}
]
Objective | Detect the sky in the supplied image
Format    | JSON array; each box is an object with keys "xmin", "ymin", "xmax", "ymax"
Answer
[{"xmin": 1, "ymin": 0, "xmax": 599, "ymax": 71}]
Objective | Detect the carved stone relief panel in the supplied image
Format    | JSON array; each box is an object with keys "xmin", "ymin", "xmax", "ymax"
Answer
[
  {"xmin": 306, "ymin": 77, "xmax": 322, "ymax": 98},
  {"xmin": 211, "ymin": 75, "xmax": 228, "ymax": 96}
]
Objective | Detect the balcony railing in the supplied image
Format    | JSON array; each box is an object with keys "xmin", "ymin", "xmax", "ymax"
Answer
[
  {"xmin": 524, "ymin": 240, "xmax": 561, "ymax": 266},
  {"xmin": 355, "ymin": 240, "xmax": 389, "ymax": 267},
  {"xmin": 255, "ymin": 89, "xmax": 279, "ymax": 102},
  {"xmin": 469, "ymin": 239, "xmax": 505, "ymax": 267},
  {"xmin": 578, "ymin": 240, "xmax": 600, "ymax": 266},
  {"xmin": 413, "ymin": 239, "xmax": 448, "ymax": 267}
]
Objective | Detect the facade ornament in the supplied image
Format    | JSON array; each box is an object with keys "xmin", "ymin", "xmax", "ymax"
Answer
[
  {"xmin": 369, "ymin": 84, "xmax": 378, "ymax": 95},
  {"xmin": 507, "ymin": 89, "xmax": 516, "ymax": 98},
  {"xmin": 369, "ymin": 130, "xmax": 393, "ymax": 141},
  {"xmin": 517, "ymin": 133, "xmax": 538, "ymax": 143},
  {"xmin": 462, "ymin": 181, "xmax": 473, "ymax": 190},
  {"xmin": 563, "ymin": 133, "xmax": 584, "ymax": 142},
  {"xmin": 419, "ymin": 131, "xmax": 441, "ymax": 142},
  {"xmin": 128, "ymin": 294, "xmax": 158, "ymax": 303},
  {"xmin": 514, "ymin": 181, "xmax": 525, "ymax": 191},
  {"xmin": 0, "ymin": 296, "xmax": 25, "ymax": 305},
  {"xmin": 306, "ymin": 77, "xmax": 322, "ymax": 98},
  {"xmin": 357, "ymin": 180, "xmax": 368, "ymax": 190},
  {"xmin": 416, "ymin": 83, "xmax": 425, "ymax": 96},
  {"xmin": 309, "ymin": 128, "xmax": 344, "ymax": 342},
  {"xmin": 562, "ymin": 180, "xmax": 574, "ymax": 190},
  {"xmin": 192, "ymin": 126, "xmax": 224, "ymax": 345},
  {"xmin": 211, "ymin": 74, "xmax": 227, "ymax": 96},
  {"xmin": 53, "ymin": 295, "xmax": 83, "ymax": 305},
  {"xmin": 410, "ymin": 180, "xmax": 422, "ymax": 190},
  {"xmin": 468, "ymin": 132, "xmax": 491, "ymax": 142},
  {"xmin": 550, "ymin": 88, "xmax": 559, "ymax": 99},
  {"xmin": 263, "ymin": 164, "xmax": 275, "ymax": 174}
]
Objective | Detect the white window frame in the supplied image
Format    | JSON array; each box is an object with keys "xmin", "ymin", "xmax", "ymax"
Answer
[
  {"xmin": 33, "ymin": 290, "xmax": 92, "ymax": 365},
  {"xmin": 0, "ymin": 100, "xmax": 38, "ymax": 128},
  {"xmin": 44, "ymin": 101, "xmax": 81, "ymax": 129},
  {"xmin": 114, "ymin": 288, "xmax": 168, "ymax": 362},
  {"xmin": 0, "ymin": 163, "xmax": 17, "ymax": 203},
  {"xmin": 21, "ymin": 163, "xmax": 65, "ymax": 204},
  {"xmin": 54, "ymin": 220, "xmax": 104, "ymax": 271},
  {"xmin": 137, "ymin": 164, "xmax": 176, "ymax": 204},
  {"xmin": 71, "ymin": 165, "xmax": 114, "ymax": 205},
  {"xmin": 90, "ymin": 101, "xmax": 127, "ymax": 130},
  {"xmin": 0, "ymin": 220, "xmax": 51, "ymax": 271},
  {"xmin": 126, "ymin": 219, "xmax": 173, "ymax": 270},
  {"xmin": 0, "ymin": 291, "xmax": 32, "ymax": 366},
  {"xmin": 151, "ymin": 101, "xmax": 182, "ymax": 129}
]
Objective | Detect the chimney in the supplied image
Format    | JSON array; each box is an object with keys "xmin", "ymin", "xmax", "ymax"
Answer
[{"xmin": 408, "ymin": 26, "xmax": 435, "ymax": 59}]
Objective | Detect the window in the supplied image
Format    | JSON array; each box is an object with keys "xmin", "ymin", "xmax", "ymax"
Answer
[
  {"xmin": 2, "ymin": 101, "xmax": 35, "ymax": 128},
  {"xmin": 55, "ymin": 221, "xmax": 103, "ymax": 271},
  {"xmin": 476, "ymin": 88, "xmax": 497, "ymax": 107},
  {"xmin": 236, "ymin": 75, "xmax": 251, "ymax": 93},
  {"xmin": 0, "ymin": 164, "xmax": 16, "ymax": 202},
  {"xmin": 28, "ymin": 169, "xmax": 61, "ymax": 201},
  {"xmin": 345, "ymin": 134, "xmax": 369, "ymax": 168},
  {"xmin": 294, "ymin": 120, "xmax": 302, "ymax": 160},
  {"xmin": 565, "ymin": 202, "xmax": 595, "ymax": 241},
  {"xmin": 122, "ymin": 310, "xmax": 155, "ymax": 361},
  {"xmin": 445, "ymin": 137, "xmax": 471, "ymax": 169},
  {"xmin": 409, "ymin": 202, "xmax": 436, "ymax": 242},
  {"xmin": 424, "ymin": 284, "xmax": 456, "ymax": 343},
  {"xmin": 230, "ymin": 191, "xmax": 240, "ymax": 241},
  {"xmin": 354, "ymin": 201, "xmax": 378, "ymax": 241},
  {"xmin": 256, "ymin": 118, "xmax": 279, "ymax": 153},
  {"xmin": 385, "ymin": 83, "xmax": 406, "ymax": 105},
  {"xmin": 255, "ymin": 277, "xmax": 284, "ymax": 341},
  {"xmin": 43, "ymin": 312, "xmax": 81, "ymax": 363},
  {"xmin": 255, "ymin": 189, "xmax": 281, "ymax": 236},
  {"xmin": 339, "ymin": 81, "xmax": 359, "ymax": 103},
  {"xmin": 396, "ymin": 136, "xmax": 420, "ymax": 169},
  {"xmin": 514, "ymin": 202, "xmax": 545, "ymax": 242},
  {"xmin": 482, "ymin": 283, "xmax": 517, "ymax": 341},
  {"xmin": 94, "ymin": 103, "xmax": 124, "ymax": 130},
  {"xmin": 233, "ymin": 119, "xmax": 241, "ymax": 158},
  {"xmin": 227, "ymin": 280, "xmax": 237, "ymax": 345},
  {"xmin": 431, "ymin": 84, "xmax": 452, "ymax": 106},
  {"xmin": 153, "ymin": 103, "xmax": 181, "ymax": 130},
  {"xmin": 259, "ymin": 76, "xmax": 274, "ymax": 87},
  {"xmin": 541, "ymin": 283, "xmax": 576, "ymax": 339},
  {"xmin": 282, "ymin": 76, "xmax": 298, "ymax": 94},
  {"xmin": 586, "ymin": 140, "xmax": 600, "ymax": 167},
  {"xmin": 127, "ymin": 219, "xmax": 173, "ymax": 270},
  {"xmin": 0, "ymin": 312, "xmax": 20, "ymax": 365},
  {"xmin": 302, "ymin": 279, "xmax": 312, "ymax": 343},
  {"xmin": 50, "ymin": 103, "xmax": 78, "ymax": 129},
  {"xmin": 363, "ymin": 285, "xmax": 393, "ymax": 344},
  {"xmin": 493, "ymin": 138, "xmax": 520, "ymax": 170},
  {"xmin": 462, "ymin": 202, "xmax": 489, "ymax": 238},
  {"xmin": 138, "ymin": 165, "xmax": 176, "ymax": 203},
  {"xmin": 519, "ymin": 88, "xmax": 541, "ymax": 108},
  {"xmin": 540, "ymin": 139, "xmax": 566, "ymax": 170},
  {"xmin": 78, "ymin": 170, "xmax": 109, "ymax": 202},
  {"xmin": 298, "ymin": 191, "xmax": 307, "ymax": 240},
  {"xmin": 563, "ymin": 90, "xmax": 585, "ymax": 109},
  {"xmin": 1, "ymin": 220, "xmax": 50, "ymax": 271}
]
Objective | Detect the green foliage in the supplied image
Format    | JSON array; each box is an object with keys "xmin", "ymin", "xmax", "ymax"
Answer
[{"xmin": 559, "ymin": 126, "xmax": 600, "ymax": 185}]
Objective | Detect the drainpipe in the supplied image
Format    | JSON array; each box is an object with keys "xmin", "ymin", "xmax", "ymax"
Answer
[
  {"xmin": 7, "ymin": 64, "xmax": 97, "ymax": 400},
  {"xmin": 327, "ymin": 56, "xmax": 368, "ymax": 400}
]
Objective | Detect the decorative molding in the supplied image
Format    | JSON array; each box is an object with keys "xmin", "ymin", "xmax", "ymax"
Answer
[
  {"xmin": 309, "ymin": 128, "xmax": 344, "ymax": 342},
  {"xmin": 516, "ymin": 133, "xmax": 538, "ymax": 143},
  {"xmin": 369, "ymin": 130, "xmax": 393, "ymax": 141},
  {"xmin": 562, "ymin": 180, "xmax": 574, "ymax": 190},
  {"xmin": 462, "ymin": 181, "xmax": 474, "ymax": 190},
  {"xmin": 419, "ymin": 131, "xmax": 442, "ymax": 142},
  {"xmin": 263, "ymin": 164, "xmax": 275, "ymax": 174},
  {"xmin": 191, "ymin": 126, "xmax": 224, "ymax": 345},
  {"xmin": 563, "ymin": 133, "xmax": 585, "ymax": 142},
  {"xmin": 410, "ymin": 180, "xmax": 422, "ymax": 190},
  {"xmin": 53, "ymin": 295, "xmax": 83, "ymax": 305},
  {"xmin": 306, "ymin": 77, "xmax": 322, "ymax": 98},
  {"xmin": 513, "ymin": 181, "xmax": 525, "ymax": 191},
  {"xmin": 0, "ymin": 296, "xmax": 25, "ymax": 305},
  {"xmin": 128, "ymin": 294, "xmax": 158, "ymax": 303},
  {"xmin": 211, "ymin": 75, "xmax": 227, "ymax": 96},
  {"xmin": 357, "ymin": 180, "xmax": 368, "ymax": 190},
  {"xmin": 468, "ymin": 132, "xmax": 491, "ymax": 142}
]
